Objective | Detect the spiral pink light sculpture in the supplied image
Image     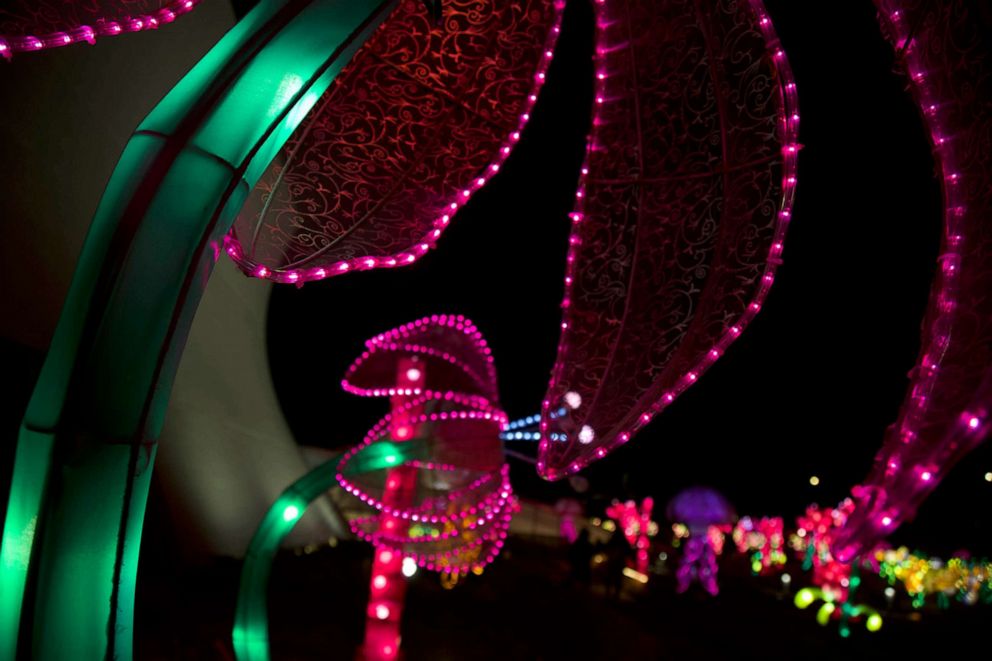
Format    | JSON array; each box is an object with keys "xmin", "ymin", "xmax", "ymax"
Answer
[{"xmin": 336, "ymin": 315, "xmax": 516, "ymax": 575}]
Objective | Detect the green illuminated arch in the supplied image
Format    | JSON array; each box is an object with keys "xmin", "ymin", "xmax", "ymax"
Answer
[
  {"xmin": 0, "ymin": 1, "xmax": 394, "ymax": 658},
  {"xmin": 233, "ymin": 439, "xmax": 424, "ymax": 661}
]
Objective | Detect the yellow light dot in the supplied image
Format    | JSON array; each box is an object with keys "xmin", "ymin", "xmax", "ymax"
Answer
[
  {"xmin": 809, "ymin": 475, "xmax": 820, "ymax": 486},
  {"xmin": 985, "ymin": 472, "xmax": 992, "ymax": 482},
  {"xmin": 794, "ymin": 588, "xmax": 815, "ymax": 609}
]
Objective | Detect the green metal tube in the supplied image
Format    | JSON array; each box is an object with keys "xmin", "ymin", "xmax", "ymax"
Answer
[
  {"xmin": 0, "ymin": 1, "xmax": 395, "ymax": 658},
  {"xmin": 233, "ymin": 439, "xmax": 425, "ymax": 661}
]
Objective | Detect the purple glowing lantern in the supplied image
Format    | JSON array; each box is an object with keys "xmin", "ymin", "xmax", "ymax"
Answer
[
  {"xmin": 666, "ymin": 486, "xmax": 736, "ymax": 535},
  {"xmin": 667, "ymin": 486, "xmax": 736, "ymax": 596}
]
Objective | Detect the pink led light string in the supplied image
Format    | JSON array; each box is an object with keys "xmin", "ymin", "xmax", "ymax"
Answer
[
  {"xmin": 342, "ymin": 314, "xmax": 499, "ymax": 404},
  {"xmin": 538, "ymin": 0, "xmax": 799, "ymax": 479},
  {"xmin": 336, "ymin": 315, "xmax": 518, "ymax": 575},
  {"xmin": 224, "ymin": 0, "xmax": 566, "ymax": 285},
  {"xmin": 832, "ymin": 0, "xmax": 992, "ymax": 562},
  {"xmin": 0, "ymin": 0, "xmax": 200, "ymax": 58}
]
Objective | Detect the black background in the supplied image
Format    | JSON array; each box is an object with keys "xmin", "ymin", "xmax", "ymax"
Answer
[{"xmin": 265, "ymin": 0, "xmax": 992, "ymax": 555}]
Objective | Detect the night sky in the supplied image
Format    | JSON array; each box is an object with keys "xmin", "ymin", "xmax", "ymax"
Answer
[{"xmin": 265, "ymin": 0, "xmax": 992, "ymax": 555}]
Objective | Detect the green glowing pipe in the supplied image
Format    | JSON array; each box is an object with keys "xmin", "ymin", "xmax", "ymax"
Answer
[
  {"xmin": 233, "ymin": 440, "xmax": 424, "ymax": 661},
  {"xmin": 0, "ymin": 1, "xmax": 395, "ymax": 658}
]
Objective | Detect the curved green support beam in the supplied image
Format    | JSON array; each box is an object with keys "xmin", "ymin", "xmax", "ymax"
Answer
[
  {"xmin": 234, "ymin": 440, "xmax": 425, "ymax": 661},
  {"xmin": 0, "ymin": 1, "xmax": 395, "ymax": 658}
]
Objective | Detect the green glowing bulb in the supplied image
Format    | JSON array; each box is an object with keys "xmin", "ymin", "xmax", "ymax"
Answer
[
  {"xmin": 384, "ymin": 454, "xmax": 398, "ymax": 465},
  {"xmin": 283, "ymin": 505, "xmax": 300, "ymax": 522},
  {"xmin": 751, "ymin": 560, "xmax": 763, "ymax": 574},
  {"xmin": 866, "ymin": 613, "xmax": 883, "ymax": 632},
  {"xmin": 794, "ymin": 588, "xmax": 815, "ymax": 609}
]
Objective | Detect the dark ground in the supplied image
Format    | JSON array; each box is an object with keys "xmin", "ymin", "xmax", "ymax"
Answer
[{"xmin": 134, "ymin": 536, "xmax": 980, "ymax": 660}]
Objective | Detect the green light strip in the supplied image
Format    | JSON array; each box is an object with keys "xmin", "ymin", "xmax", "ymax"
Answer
[
  {"xmin": 233, "ymin": 439, "xmax": 423, "ymax": 661},
  {"xmin": 0, "ymin": 1, "xmax": 395, "ymax": 658}
]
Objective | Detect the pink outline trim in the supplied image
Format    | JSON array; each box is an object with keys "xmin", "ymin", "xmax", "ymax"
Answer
[
  {"xmin": 538, "ymin": 0, "xmax": 799, "ymax": 480},
  {"xmin": 342, "ymin": 314, "xmax": 499, "ymax": 404},
  {"xmin": 336, "ymin": 315, "xmax": 516, "ymax": 574},
  {"xmin": 832, "ymin": 2, "xmax": 990, "ymax": 559},
  {"xmin": 0, "ymin": 0, "xmax": 200, "ymax": 58},
  {"xmin": 224, "ymin": 1, "xmax": 567, "ymax": 284}
]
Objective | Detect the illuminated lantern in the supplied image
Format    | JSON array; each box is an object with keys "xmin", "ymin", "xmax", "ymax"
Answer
[
  {"xmin": 667, "ymin": 487, "xmax": 735, "ymax": 596},
  {"xmin": 833, "ymin": 0, "xmax": 992, "ymax": 561},
  {"xmin": 605, "ymin": 497, "xmax": 653, "ymax": 575},
  {"xmin": 539, "ymin": 0, "xmax": 798, "ymax": 478},
  {"xmin": 336, "ymin": 315, "xmax": 516, "ymax": 659}
]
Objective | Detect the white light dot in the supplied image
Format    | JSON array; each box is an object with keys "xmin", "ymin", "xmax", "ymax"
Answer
[
  {"xmin": 375, "ymin": 604, "xmax": 390, "ymax": 620},
  {"xmin": 282, "ymin": 505, "xmax": 300, "ymax": 522},
  {"xmin": 564, "ymin": 391, "xmax": 582, "ymax": 409},
  {"xmin": 406, "ymin": 367, "xmax": 422, "ymax": 382},
  {"xmin": 578, "ymin": 425, "xmax": 595, "ymax": 444},
  {"xmin": 402, "ymin": 557, "xmax": 418, "ymax": 577}
]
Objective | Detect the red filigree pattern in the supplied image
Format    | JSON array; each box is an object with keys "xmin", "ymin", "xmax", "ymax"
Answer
[
  {"xmin": 0, "ymin": 0, "xmax": 199, "ymax": 57},
  {"xmin": 833, "ymin": 0, "xmax": 992, "ymax": 561},
  {"xmin": 225, "ymin": 0, "xmax": 563, "ymax": 284},
  {"xmin": 538, "ymin": 0, "xmax": 798, "ymax": 479}
]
